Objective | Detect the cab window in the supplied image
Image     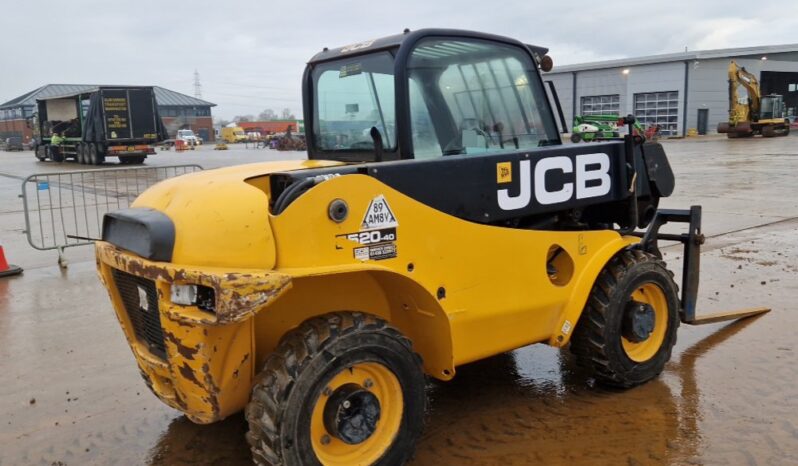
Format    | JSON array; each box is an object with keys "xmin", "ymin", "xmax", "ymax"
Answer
[
  {"xmin": 407, "ymin": 38, "xmax": 559, "ymax": 158},
  {"xmin": 312, "ymin": 52, "xmax": 396, "ymax": 152}
]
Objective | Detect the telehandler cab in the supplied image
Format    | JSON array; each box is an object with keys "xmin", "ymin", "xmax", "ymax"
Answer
[{"xmin": 96, "ymin": 29, "xmax": 768, "ymax": 466}]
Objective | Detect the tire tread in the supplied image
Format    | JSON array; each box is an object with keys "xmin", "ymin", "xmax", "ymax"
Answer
[{"xmin": 245, "ymin": 312, "xmax": 421, "ymax": 466}]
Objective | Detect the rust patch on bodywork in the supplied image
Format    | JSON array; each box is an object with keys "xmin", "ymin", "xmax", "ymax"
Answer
[
  {"xmin": 178, "ymin": 362, "xmax": 204, "ymax": 389},
  {"xmin": 96, "ymin": 241, "xmax": 293, "ymax": 325},
  {"xmin": 163, "ymin": 330, "xmax": 200, "ymax": 360},
  {"xmin": 201, "ymin": 363, "xmax": 222, "ymax": 419}
]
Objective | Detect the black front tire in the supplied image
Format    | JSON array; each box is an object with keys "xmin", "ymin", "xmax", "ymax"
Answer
[
  {"xmin": 570, "ymin": 249, "xmax": 680, "ymax": 388},
  {"xmin": 34, "ymin": 145, "xmax": 46, "ymax": 161},
  {"xmin": 246, "ymin": 312, "xmax": 426, "ymax": 466},
  {"xmin": 570, "ymin": 133, "xmax": 581, "ymax": 143}
]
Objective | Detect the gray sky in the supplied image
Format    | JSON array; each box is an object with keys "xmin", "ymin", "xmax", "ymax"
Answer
[{"xmin": 3, "ymin": 0, "xmax": 797, "ymax": 120}]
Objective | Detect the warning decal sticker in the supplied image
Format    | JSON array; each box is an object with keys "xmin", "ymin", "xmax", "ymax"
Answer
[
  {"xmin": 361, "ymin": 195, "xmax": 398, "ymax": 230},
  {"xmin": 354, "ymin": 243, "xmax": 397, "ymax": 261}
]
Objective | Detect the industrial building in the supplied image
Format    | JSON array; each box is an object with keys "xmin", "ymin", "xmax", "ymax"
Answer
[
  {"xmin": 544, "ymin": 43, "xmax": 798, "ymax": 136},
  {"xmin": 0, "ymin": 84, "xmax": 216, "ymax": 142}
]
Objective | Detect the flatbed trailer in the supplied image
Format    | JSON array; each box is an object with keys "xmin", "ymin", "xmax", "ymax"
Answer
[{"xmin": 33, "ymin": 86, "xmax": 168, "ymax": 165}]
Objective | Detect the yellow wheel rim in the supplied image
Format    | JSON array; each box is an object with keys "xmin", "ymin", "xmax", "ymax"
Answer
[
  {"xmin": 310, "ymin": 362, "xmax": 403, "ymax": 466},
  {"xmin": 622, "ymin": 283, "xmax": 668, "ymax": 362}
]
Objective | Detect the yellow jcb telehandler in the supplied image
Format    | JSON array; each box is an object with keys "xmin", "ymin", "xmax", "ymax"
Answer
[{"xmin": 95, "ymin": 29, "xmax": 768, "ymax": 466}]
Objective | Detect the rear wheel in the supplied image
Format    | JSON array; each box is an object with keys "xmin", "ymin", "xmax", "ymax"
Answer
[
  {"xmin": 570, "ymin": 133, "xmax": 581, "ymax": 143},
  {"xmin": 246, "ymin": 312, "xmax": 426, "ymax": 466},
  {"xmin": 120, "ymin": 155, "xmax": 145, "ymax": 165},
  {"xmin": 570, "ymin": 249, "xmax": 680, "ymax": 388},
  {"xmin": 77, "ymin": 143, "xmax": 86, "ymax": 164},
  {"xmin": 88, "ymin": 143, "xmax": 98, "ymax": 164}
]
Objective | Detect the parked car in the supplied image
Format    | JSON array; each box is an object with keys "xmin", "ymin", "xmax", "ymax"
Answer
[
  {"xmin": 4, "ymin": 137, "xmax": 24, "ymax": 151},
  {"xmin": 176, "ymin": 129, "xmax": 199, "ymax": 146}
]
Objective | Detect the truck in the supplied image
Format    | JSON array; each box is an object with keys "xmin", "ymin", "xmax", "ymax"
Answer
[
  {"xmin": 96, "ymin": 29, "xmax": 767, "ymax": 466},
  {"xmin": 220, "ymin": 125, "xmax": 248, "ymax": 143},
  {"xmin": 33, "ymin": 86, "xmax": 168, "ymax": 165}
]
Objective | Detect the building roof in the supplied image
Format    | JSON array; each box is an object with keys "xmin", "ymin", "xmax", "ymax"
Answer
[
  {"xmin": 0, "ymin": 84, "xmax": 215, "ymax": 109},
  {"xmin": 546, "ymin": 43, "xmax": 798, "ymax": 74}
]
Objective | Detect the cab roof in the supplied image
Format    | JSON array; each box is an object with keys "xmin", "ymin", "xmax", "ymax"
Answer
[{"xmin": 307, "ymin": 28, "xmax": 549, "ymax": 65}]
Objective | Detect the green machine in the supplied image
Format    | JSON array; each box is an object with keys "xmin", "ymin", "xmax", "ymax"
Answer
[{"xmin": 571, "ymin": 114, "xmax": 647, "ymax": 143}]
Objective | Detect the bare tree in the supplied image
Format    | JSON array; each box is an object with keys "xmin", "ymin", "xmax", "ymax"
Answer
[
  {"xmin": 259, "ymin": 109, "xmax": 277, "ymax": 121},
  {"xmin": 234, "ymin": 115, "xmax": 254, "ymax": 123},
  {"xmin": 281, "ymin": 108, "xmax": 295, "ymax": 120}
]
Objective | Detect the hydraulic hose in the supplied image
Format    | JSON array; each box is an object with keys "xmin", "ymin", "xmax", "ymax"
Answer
[{"xmin": 272, "ymin": 174, "xmax": 340, "ymax": 215}]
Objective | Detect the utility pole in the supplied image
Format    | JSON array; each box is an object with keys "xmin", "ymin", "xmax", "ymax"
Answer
[{"xmin": 193, "ymin": 69, "xmax": 202, "ymax": 99}]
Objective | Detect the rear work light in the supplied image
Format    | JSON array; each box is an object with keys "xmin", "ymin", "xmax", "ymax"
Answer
[{"xmin": 170, "ymin": 284, "xmax": 216, "ymax": 312}]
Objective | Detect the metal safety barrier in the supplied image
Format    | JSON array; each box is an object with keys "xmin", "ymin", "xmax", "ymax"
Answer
[{"xmin": 20, "ymin": 164, "xmax": 203, "ymax": 267}]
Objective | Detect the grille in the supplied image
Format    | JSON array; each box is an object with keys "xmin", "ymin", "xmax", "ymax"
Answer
[{"xmin": 111, "ymin": 269, "xmax": 167, "ymax": 360}]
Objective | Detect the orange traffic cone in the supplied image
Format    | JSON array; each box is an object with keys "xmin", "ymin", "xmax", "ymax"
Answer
[{"xmin": 0, "ymin": 245, "xmax": 22, "ymax": 277}]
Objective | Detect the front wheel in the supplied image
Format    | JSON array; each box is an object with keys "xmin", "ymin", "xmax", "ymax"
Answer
[
  {"xmin": 570, "ymin": 249, "xmax": 680, "ymax": 388},
  {"xmin": 34, "ymin": 145, "xmax": 47, "ymax": 161},
  {"xmin": 246, "ymin": 312, "xmax": 426, "ymax": 466},
  {"xmin": 570, "ymin": 133, "xmax": 581, "ymax": 143}
]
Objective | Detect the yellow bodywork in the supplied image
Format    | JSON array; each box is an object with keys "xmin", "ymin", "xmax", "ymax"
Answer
[{"xmin": 96, "ymin": 159, "xmax": 639, "ymax": 423}]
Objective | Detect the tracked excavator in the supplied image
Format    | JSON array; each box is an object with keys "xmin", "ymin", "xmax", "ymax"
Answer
[{"xmin": 718, "ymin": 60, "xmax": 790, "ymax": 138}]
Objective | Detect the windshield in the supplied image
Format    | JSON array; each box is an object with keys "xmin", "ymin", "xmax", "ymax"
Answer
[
  {"xmin": 407, "ymin": 38, "xmax": 559, "ymax": 158},
  {"xmin": 312, "ymin": 52, "xmax": 396, "ymax": 152},
  {"xmin": 178, "ymin": 130, "xmax": 194, "ymax": 137}
]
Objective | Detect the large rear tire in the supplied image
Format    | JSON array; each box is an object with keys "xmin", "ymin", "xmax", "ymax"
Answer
[
  {"xmin": 570, "ymin": 249, "xmax": 680, "ymax": 388},
  {"xmin": 246, "ymin": 312, "xmax": 426, "ymax": 466}
]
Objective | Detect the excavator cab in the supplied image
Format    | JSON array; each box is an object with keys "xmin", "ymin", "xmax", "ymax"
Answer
[{"xmin": 759, "ymin": 94, "xmax": 785, "ymax": 120}]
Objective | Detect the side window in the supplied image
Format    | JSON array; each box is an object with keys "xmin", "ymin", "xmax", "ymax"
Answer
[
  {"xmin": 314, "ymin": 53, "xmax": 396, "ymax": 151},
  {"xmin": 407, "ymin": 38, "xmax": 559, "ymax": 158}
]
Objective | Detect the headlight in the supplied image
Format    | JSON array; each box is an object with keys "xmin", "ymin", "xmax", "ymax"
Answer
[{"xmin": 170, "ymin": 284, "xmax": 216, "ymax": 311}]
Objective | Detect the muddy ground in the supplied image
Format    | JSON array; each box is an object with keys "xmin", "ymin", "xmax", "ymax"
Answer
[{"xmin": 1, "ymin": 138, "xmax": 797, "ymax": 465}]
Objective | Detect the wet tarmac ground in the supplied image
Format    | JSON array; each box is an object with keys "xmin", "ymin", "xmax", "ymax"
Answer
[{"xmin": 1, "ymin": 138, "xmax": 797, "ymax": 465}]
